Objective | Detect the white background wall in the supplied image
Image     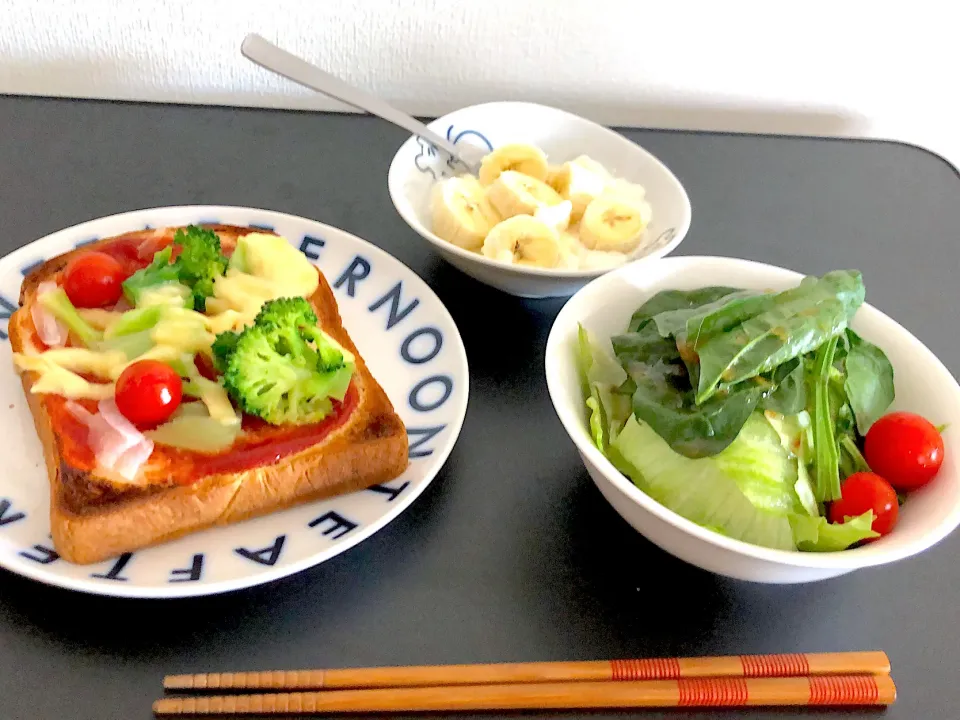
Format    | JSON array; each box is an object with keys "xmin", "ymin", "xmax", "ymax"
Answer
[{"xmin": 2, "ymin": 0, "xmax": 958, "ymax": 169}]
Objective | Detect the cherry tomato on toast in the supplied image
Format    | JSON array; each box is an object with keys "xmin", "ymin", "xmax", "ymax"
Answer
[
  {"xmin": 864, "ymin": 411, "xmax": 944, "ymax": 491},
  {"xmin": 62, "ymin": 251, "xmax": 126, "ymax": 308},
  {"xmin": 115, "ymin": 360, "xmax": 182, "ymax": 427},
  {"xmin": 829, "ymin": 471, "xmax": 899, "ymax": 538}
]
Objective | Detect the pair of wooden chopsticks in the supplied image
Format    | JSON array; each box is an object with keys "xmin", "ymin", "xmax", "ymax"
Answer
[{"xmin": 154, "ymin": 651, "xmax": 895, "ymax": 715}]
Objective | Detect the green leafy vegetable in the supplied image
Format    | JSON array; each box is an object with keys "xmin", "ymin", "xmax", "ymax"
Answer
[
  {"xmin": 612, "ymin": 415, "xmax": 797, "ymax": 550},
  {"xmin": 790, "ymin": 511, "xmax": 879, "ymax": 551},
  {"xmin": 576, "ymin": 325, "xmax": 631, "ymax": 452},
  {"xmin": 612, "ymin": 319, "xmax": 762, "ymax": 458},
  {"xmin": 766, "ymin": 410, "xmax": 819, "ymax": 518},
  {"xmin": 810, "ymin": 336, "xmax": 842, "ymax": 502},
  {"xmin": 760, "ymin": 359, "xmax": 806, "ymax": 415},
  {"xmin": 843, "ymin": 335, "xmax": 895, "ymax": 434},
  {"xmin": 695, "ymin": 270, "xmax": 865, "ymax": 403},
  {"xmin": 626, "ymin": 287, "xmax": 742, "ymax": 332}
]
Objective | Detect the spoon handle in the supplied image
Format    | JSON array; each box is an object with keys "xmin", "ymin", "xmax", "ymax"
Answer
[{"xmin": 241, "ymin": 33, "xmax": 465, "ymax": 161}]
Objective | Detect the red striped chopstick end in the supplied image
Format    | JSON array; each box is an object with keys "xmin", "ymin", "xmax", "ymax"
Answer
[
  {"xmin": 740, "ymin": 653, "xmax": 810, "ymax": 678},
  {"xmin": 610, "ymin": 658, "xmax": 682, "ymax": 681},
  {"xmin": 677, "ymin": 678, "xmax": 749, "ymax": 707}
]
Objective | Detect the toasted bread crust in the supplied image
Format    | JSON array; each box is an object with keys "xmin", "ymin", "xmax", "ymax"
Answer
[{"xmin": 10, "ymin": 225, "xmax": 409, "ymax": 564}]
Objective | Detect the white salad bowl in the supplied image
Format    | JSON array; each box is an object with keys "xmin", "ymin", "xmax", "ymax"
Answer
[
  {"xmin": 387, "ymin": 101, "xmax": 691, "ymax": 299},
  {"xmin": 545, "ymin": 256, "xmax": 960, "ymax": 584}
]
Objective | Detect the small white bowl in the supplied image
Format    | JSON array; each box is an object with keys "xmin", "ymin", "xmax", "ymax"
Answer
[
  {"xmin": 387, "ymin": 101, "xmax": 691, "ymax": 299},
  {"xmin": 545, "ymin": 256, "xmax": 960, "ymax": 584}
]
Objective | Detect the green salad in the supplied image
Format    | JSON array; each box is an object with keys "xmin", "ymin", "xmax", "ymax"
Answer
[{"xmin": 577, "ymin": 269, "xmax": 905, "ymax": 552}]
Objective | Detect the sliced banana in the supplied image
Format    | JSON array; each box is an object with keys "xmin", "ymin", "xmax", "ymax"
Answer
[
  {"xmin": 534, "ymin": 200, "xmax": 573, "ymax": 233},
  {"xmin": 545, "ymin": 165, "xmax": 567, "ymax": 194},
  {"xmin": 487, "ymin": 170, "xmax": 564, "ymax": 219},
  {"xmin": 481, "ymin": 215, "xmax": 561, "ymax": 268},
  {"xmin": 570, "ymin": 155, "xmax": 613, "ymax": 181},
  {"xmin": 557, "ymin": 228, "xmax": 584, "ymax": 269},
  {"xmin": 606, "ymin": 177, "xmax": 647, "ymax": 204},
  {"xmin": 579, "ymin": 248, "xmax": 631, "ymax": 271},
  {"xmin": 550, "ymin": 160, "xmax": 609, "ymax": 223},
  {"xmin": 478, "ymin": 144, "xmax": 549, "ymax": 186},
  {"xmin": 579, "ymin": 189, "xmax": 653, "ymax": 253},
  {"xmin": 431, "ymin": 175, "xmax": 502, "ymax": 251}
]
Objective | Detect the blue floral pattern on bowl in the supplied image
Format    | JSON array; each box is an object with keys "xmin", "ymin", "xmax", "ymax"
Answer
[{"xmin": 414, "ymin": 125, "xmax": 494, "ymax": 180}]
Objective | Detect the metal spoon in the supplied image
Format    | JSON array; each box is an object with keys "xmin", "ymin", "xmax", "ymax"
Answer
[{"xmin": 241, "ymin": 33, "xmax": 478, "ymax": 173}]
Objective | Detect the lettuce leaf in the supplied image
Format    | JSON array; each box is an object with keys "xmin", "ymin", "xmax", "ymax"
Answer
[
  {"xmin": 611, "ymin": 414, "xmax": 797, "ymax": 551},
  {"xmin": 790, "ymin": 511, "xmax": 879, "ymax": 552},
  {"xmin": 577, "ymin": 324, "xmax": 631, "ymax": 452}
]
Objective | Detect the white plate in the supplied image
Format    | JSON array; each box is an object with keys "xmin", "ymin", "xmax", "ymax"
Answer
[{"xmin": 0, "ymin": 206, "xmax": 469, "ymax": 598}]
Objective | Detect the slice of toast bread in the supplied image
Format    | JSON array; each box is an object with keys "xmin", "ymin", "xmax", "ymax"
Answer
[{"xmin": 9, "ymin": 225, "xmax": 409, "ymax": 564}]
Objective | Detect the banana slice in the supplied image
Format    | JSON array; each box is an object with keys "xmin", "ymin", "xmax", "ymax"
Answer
[
  {"xmin": 478, "ymin": 144, "xmax": 549, "ymax": 186},
  {"xmin": 570, "ymin": 155, "xmax": 613, "ymax": 181},
  {"xmin": 557, "ymin": 228, "xmax": 584, "ymax": 269},
  {"xmin": 534, "ymin": 200, "xmax": 573, "ymax": 233},
  {"xmin": 481, "ymin": 215, "xmax": 561, "ymax": 268},
  {"xmin": 545, "ymin": 165, "xmax": 566, "ymax": 194},
  {"xmin": 431, "ymin": 175, "xmax": 502, "ymax": 251},
  {"xmin": 579, "ymin": 248, "xmax": 630, "ymax": 271},
  {"xmin": 606, "ymin": 178, "xmax": 647, "ymax": 204},
  {"xmin": 579, "ymin": 189, "xmax": 652, "ymax": 253},
  {"xmin": 487, "ymin": 170, "xmax": 564, "ymax": 219},
  {"xmin": 548, "ymin": 160, "xmax": 609, "ymax": 223}
]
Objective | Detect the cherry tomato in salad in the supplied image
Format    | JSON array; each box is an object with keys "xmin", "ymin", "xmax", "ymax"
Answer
[
  {"xmin": 115, "ymin": 360, "xmax": 182, "ymax": 426},
  {"xmin": 829, "ymin": 472, "xmax": 899, "ymax": 538},
  {"xmin": 864, "ymin": 411, "xmax": 944, "ymax": 491},
  {"xmin": 61, "ymin": 251, "xmax": 126, "ymax": 308}
]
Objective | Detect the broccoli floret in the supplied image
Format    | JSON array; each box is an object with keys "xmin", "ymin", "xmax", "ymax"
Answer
[
  {"xmin": 122, "ymin": 247, "xmax": 182, "ymax": 306},
  {"xmin": 218, "ymin": 297, "xmax": 354, "ymax": 425},
  {"xmin": 254, "ymin": 298, "xmax": 345, "ymax": 371},
  {"xmin": 211, "ymin": 330, "xmax": 241, "ymax": 373},
  {"xmin": 121, "ymin": 227, "xmax": 228, "ymax": 312},
  {"xmin": 173, "ymin": 226, "xmax": 228, "ymax": 311}
]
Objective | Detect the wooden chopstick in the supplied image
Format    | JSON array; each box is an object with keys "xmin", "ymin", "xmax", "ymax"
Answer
[
  {"xmin": 153, "ymin": 675, "xmax": 896, "ymax": 715},
  {"xmin": 163, "ymin": 651, "xmax": 890, "ymax": 691}
]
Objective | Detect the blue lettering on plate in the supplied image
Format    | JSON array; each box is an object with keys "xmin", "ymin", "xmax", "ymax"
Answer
[
  {"xmin": 0, "ymin": 499, "xmax": 26, "ymax": 527},
  {"xmin": 235, "ymin": 536, "xmax": 286, "ymax": 566},
  {"xmin": 20, "ymin": 544, "xmax": 59, "ymax": 564},
  {"xmin": 91, "ymin": 553, "xmax": 133, "ymax": 581},
  {"xmin": 366, "ymin": 481, "xmax": 410, "ymax": 502},
  {"xmin": 20, "ymin": 259, "xmax": 43, "ymax": 276},
  {"xmin": 0, "ymin": 294, "xmax": 18, "ymax": 341},
  {"xmin": 249, "ymin": 224, "xmax": 273, "ymax": 231},
  {"xmin": 400, "ymin": 326, "xmax": 442, "ymax": 364},
  {"xmin": 169, "ymin": 554, "xmax": 204, "ymax": 582},
  {"xmin": 299, "ymin": 235, "xmax": 325, "ymax": 260},
  {"xmin": 308, "ymin": 511, "xmax": 357, "ymax": 540},
  {"xmin": 74, "ymin": 236, "xmax": 99, "ymax": 248},
  {"xmin": 368, "ymin": 282, "xmax": 419, "ymax": 331},
  {"xmin": 334, "ymin": 256, "xmax": 371, "ymax": 297},
  {"xmin": 407, "ymin": 425, "xmax": 446, "ymax": 459},
  {"xmin": 409, "ymin": 375, "xmax": 453, "ymax": 413}
]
